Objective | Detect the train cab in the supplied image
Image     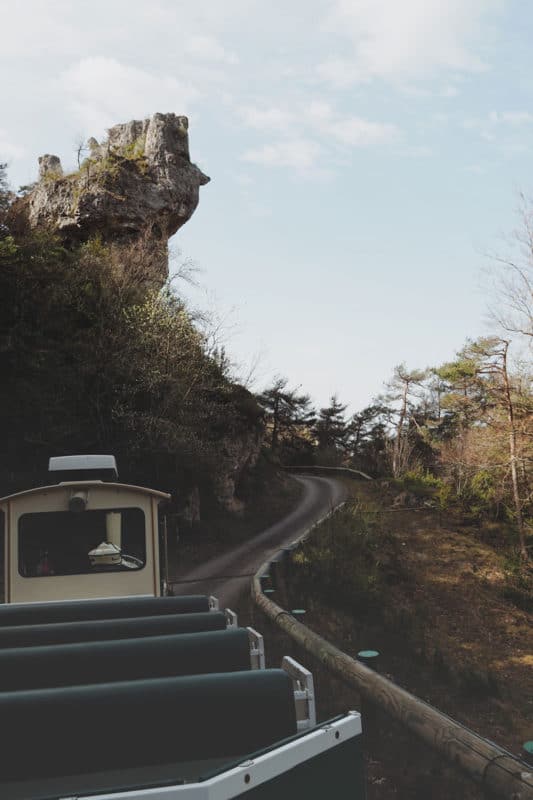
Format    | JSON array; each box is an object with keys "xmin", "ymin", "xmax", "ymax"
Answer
[{"xmin": 0, "ymin": 455, "xmax": 170, "ymax": 604}]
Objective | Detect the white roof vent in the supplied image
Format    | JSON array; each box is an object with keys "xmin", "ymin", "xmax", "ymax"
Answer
[{"xmin": 48, "ymin": 455, "xmax": 118, "ymax": 482}]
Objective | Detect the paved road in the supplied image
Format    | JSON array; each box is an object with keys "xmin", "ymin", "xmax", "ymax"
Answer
[{"xmin": 171, "ymin": 475, "xmax": 347, "ymax": 608}]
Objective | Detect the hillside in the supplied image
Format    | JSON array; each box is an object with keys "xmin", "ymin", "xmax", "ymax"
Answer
[{"xmin": 0, "ymin": 115, "xmax": 267, "ymax": 523}]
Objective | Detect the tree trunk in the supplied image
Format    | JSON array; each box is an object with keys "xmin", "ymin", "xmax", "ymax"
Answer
[
  {"xmin": 501, "ymin": 342, "xmax": 528, "ymax": 561},
  {"xmin": 393, "ymin": 381, "xmax": 409, "ymax": 478},
  {"xmin": 271, "ymin": 395, "xmax": 279, "ymax": 452}
]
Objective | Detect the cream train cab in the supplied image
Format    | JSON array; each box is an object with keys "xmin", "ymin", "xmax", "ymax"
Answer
[{"xmin": 0, "ymin": 456, "xmax": 171, "ymax": 604}]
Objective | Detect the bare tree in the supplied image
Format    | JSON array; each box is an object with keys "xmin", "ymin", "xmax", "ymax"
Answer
[
  {"xmin": 468, "ymin": 337, "xmax": 528, "ymax": 561},
  {"xmin": 488, "ymin": 194, "xmax": 533, "ymax": 343},
  {"xmin": 0, "ymin": 162, "xmax": 11, "ymax": 236},
  {"xmin": 440, "ymin": 336, "xmax": 533, "ymax": 561},
  {"xmin": 384, "ymin": 364, "xmax": 427, "ymax": 478}
]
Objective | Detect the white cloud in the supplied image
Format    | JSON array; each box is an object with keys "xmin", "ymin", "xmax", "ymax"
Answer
[
  {"xmin": 247, "ymin": 202, "xmax": 272, "ymax": 219},
  {"xmin": 400, "ymin": 144, "xmax": 433, "ymax": 158},
  {"xmin": 240, "ymin": 107, "xmax": 295, "ymax": 134},
  {"xmin": 325, "ymin": 114, "xmax": 398, "ymax": 146},
  {"xmin": 0, "ymin": 130, "xmax": 26, "ymax": 161},
  {"xmin": 464, "ymin": 164, "xmax": 485, "ymax": 174},
  {"xmin": 489, "ymin": 110, "xmax": 533, "ymax": 125},
  {"xmin": 318, "ymin": 0, "xmax": 500, "ymax": 86},
  {"xmin": 442, "ymin": 85, "xmax": 460, "ymax": 98},
  {"xmin": 316, "ymin": 57, "xmax": 368, "ymax": 88},
  {"xmin": 462, "ymin": 109, "xmax": 533, "ymax": 155},
  {"xmin": 233, "ymin": 173, "xmax": 254, "ymax": 187},
  {"xmin": 465, "ymin": 110, "xmax": 533, "ymax": 134},
  {"xmin": 238, "ymin": 100, "xmax": 399, "ymax": 171},
  {"xmin": 242, "ymin": 139, "xmax": 322, "ymax": 171},
  {"xmin": 59, "ymin": 57, "xmax": 200, "ymax": 133},
  {"xmin": 0, "ymin": 0, "xmax": 508, "ymax": 188},
  {"xmin": 307, "ymin": 100, "xmax": 399, "ymax": 145},
  {"xmin": 240, "ymin": 101, "xmax": 399, "ymax": 146},
  {"xmin": 185, "ymin": 35, "xmax": 239, "ymax": 65}
]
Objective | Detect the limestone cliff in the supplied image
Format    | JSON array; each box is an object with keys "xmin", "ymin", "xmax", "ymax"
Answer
[{"xmin": 9, "ymin": 113, "xmax": 209, "ymax": 281}]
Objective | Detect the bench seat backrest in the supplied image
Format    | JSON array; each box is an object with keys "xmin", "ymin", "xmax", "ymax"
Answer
[
  {"xmin": 0, "ymin": 628, "xmax": 252, "ymax": 690},
  {"xmin": 0, "ymin": 595, "xmax": 212, "ymax": 626},
  {"xmin": 0, "ymin": 670, "xmax": 297, "ymax": 783},
  {"xmin": 0, "ymin": 610, "xmax": 226, "ymax": 648}
]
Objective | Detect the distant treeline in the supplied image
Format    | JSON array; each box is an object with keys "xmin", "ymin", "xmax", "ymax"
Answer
[{"xmin": 257, "ymin": 260, "xmax": 532, "ymax": 563}]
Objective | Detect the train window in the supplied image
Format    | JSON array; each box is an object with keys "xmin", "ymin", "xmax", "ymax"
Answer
[{"xmin": 18, "ymin": 508, "xmax": 146, "ymax": 577}]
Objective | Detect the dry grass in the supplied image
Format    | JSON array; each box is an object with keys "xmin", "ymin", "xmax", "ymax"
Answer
[{"xmin": 287, "ymin": 480, "xmax": 533, "ymax": 755}]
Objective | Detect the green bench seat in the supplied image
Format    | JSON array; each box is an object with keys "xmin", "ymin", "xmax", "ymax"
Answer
[
  {"xmin": 0, "ymin": 594, "xmax": 212, "ymax": 626},
  {"xmin": 0, "ymin": 670, "xmax": 297, "ymax": 785},
  {"xmin": 0, "ymin": 610, "xmax": 226, "ymax": 648},
  {"xmin": 0, "ymin": 628, "xmax": 252, "ymax": 690}
]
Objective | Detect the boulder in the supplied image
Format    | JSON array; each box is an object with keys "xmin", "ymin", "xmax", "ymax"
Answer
[
  {"xmin": 392, "ymin": 490, "xmax": 419, "ymax": 508},
  {"xmin": 38, "ymin": 155, "xmax": 63, "ymax": 180}
]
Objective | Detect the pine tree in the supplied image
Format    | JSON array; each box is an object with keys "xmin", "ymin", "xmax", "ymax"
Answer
[
  {"xmin": 384, "ymin": 364, "xmax": 427, "ymax": 477},
  {"xmin": 313, "ymin": 395, "xmax": 348, "ymax": 464},
  {"xmin": 258, "ymin": 377, "xmax": 315, "ymax": 458}
]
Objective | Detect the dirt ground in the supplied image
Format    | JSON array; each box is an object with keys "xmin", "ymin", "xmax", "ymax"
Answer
[
  {"xmin": 360, "ymin": 482, "xmax": 533, "ymax": 755},
  {"xmin": 268, "ymin": 479, "xmax": 533, "ymax": 797}
]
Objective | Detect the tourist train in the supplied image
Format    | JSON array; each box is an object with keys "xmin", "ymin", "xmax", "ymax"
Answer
[{"xmin": 0, "ymin": 455, "xmax": 366, "ymax": 799}]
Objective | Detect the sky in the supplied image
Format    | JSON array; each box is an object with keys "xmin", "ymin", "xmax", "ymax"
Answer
[{"xmin": 2, "ymin": 0, "xmax": 532, "ymax": 411}]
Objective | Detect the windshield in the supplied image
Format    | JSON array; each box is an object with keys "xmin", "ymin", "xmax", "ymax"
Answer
[{"xmin": 18, "ymin": 508, "xmax": 146, "ymax": 577}]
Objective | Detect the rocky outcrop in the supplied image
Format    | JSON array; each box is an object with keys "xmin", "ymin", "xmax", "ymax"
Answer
[
  {"xmin": 9, "ymin": 113, "xmax": 209, "ymax": 281},
  {"xmin": 214, "ymin": 428, "xmax": 263, "ymax": 513},
  {"xmin": 182, "ymin": 486, "xmax": 202, "ymax": 526},
  {"xmin": 38, "ymin": 155, "xmax": 63, "ymax": 180}
]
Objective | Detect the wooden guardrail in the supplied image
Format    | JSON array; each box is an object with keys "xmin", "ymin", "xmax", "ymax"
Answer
[
  {"xmin": 251, "ymin": 491, "xmax": 533, "ymax": 799},
  {"xmin": 283, "ymin": 465, "xmax": 373, "ymax": 481}
]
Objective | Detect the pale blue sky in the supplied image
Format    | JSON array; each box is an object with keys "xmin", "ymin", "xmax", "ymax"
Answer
[{"xmin": 2, "ymin": 0, "xmax": 531, "ymax": 409}]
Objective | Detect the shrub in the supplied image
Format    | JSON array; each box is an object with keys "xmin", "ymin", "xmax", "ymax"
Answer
[{"xmin": 290, "ymin": 502, "xmax": 395, "ymax": 614}]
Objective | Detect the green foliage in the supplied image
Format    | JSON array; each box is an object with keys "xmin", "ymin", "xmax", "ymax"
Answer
[
  {"xmin": 0, "ymin": 163, "xmax": 11, "ymax": 236},
  {"xmin": 347, "ymin": 403, "xmax": 389, "ymax": 475},
  {"xmin": 469, "ymin": 469, "xmax": 496, "ymax": 504},
  {"xmin": 501, "ymin": 552, "xmax": 533, "ymax": 611},
  {"xmin": 73, "ymin": 137, "xmax": 148, "ymax": 190},
  {"xmin": 257, "ymin": 377, "xmax": 315, "ymax": 464},
  {"xmin": 402, "ymin": 468, "xmax": 442, "ymax": 490},
  {"xmin": 0, "ymin": 235, "xmax": 18, "ymax": 258},
  {"xmin": 17, "ymin": 182, "xmax": 37, "ymax": 197},
  {"xmin": 291, "ymin": 502, "xmax": 394, "ymax": 613},
  {"xmin": 121, "ymin": 135, "xmax": 146, "ymax": 160},
  {"xmin": 456, "ymin": 471, "xmax": 504, "ymax": 523},
  {"xmin": 40, "ymin": 170, "xmax": 63, "ymax": 183},
  {"xmin": 435, "ymin": 481, "xmax": 453, "ymax": 511},
  {"xmin": 0, "ymin": 226, "xmax": 262, "ymax": 503},
  {"xmin": 312, "ymin": 394, "xmax": 349, "ymax": 464}
]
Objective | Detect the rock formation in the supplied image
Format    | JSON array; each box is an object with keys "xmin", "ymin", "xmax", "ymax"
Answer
[
  {"xmin": 9, "ymin": 113, "xmax": 209, "ymax": 281},
  {"xmin": 214, "ymin": 427, "xmax": 263, "ymax": 513}
]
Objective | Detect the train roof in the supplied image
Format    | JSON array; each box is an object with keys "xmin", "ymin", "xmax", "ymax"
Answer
[{"xmin": 0, "ymin": 481, "xmax": 171, "ymax": 505}]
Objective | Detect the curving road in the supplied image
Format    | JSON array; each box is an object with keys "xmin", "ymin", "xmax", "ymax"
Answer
[{"xmin": 171, "ymin": 475, "xmax": 347, "ymax": 608}]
